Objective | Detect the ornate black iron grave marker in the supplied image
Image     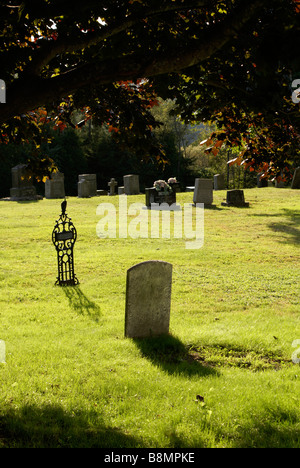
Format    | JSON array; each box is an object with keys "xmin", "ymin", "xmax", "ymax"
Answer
[{"xmin": 52, "ymin": 200, "xmax": 79, "ymax": 286}]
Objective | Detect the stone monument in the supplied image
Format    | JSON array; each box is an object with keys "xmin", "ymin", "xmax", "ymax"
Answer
[
  {"xmin": 125, "ymin": 261, "xmax": 172, "ymax": 338},
  {"xmin": 291, "ymin": 167, "xmax": 300, "ymax": 189},
  {"xmin": 257, "ymin": 173, "xmax": 268, "ymax": 188},
  {"xmin": 108, "ymin": 178, "xmax": 118, "ymax": 196},
  {"xmin": 78, "ymin": 174, "xmax": 97, "ymax": 197},
  {"xmin": 193, "ymin": 178, "xmax": 213, "ymax": 205},
  {"xmin": 10, "ymin": 164, "xmax": 38, "ymax": 201},
  {"xmin": 275, "ymin": 174, "xmax": 285, "ymax": 188},
  {"xmin": 214, "ymin": 174, "xmax": 226, "ymax": 190},
  {"xmin": 145, "ymin": 187, "xmax": 176, "ymax": 208},
  {"xmin": 78, "ymin": 179, "xmax": 90, "ymax": 198},
  {"xmin": 123, "ymin": 174, "xmax": 140, "ymax": 195},
  {"xmin": 221, "ymin": 189, "xmax": 249, "ymax": 207},
  {"xmin": 45, "ymin": 172, "xmax": 65, "ymax": 199}
]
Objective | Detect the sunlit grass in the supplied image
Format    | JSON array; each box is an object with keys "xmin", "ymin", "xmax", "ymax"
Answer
[{"xmin": 0, "ymin": 187, "xmax": 299, "ymax": 447}]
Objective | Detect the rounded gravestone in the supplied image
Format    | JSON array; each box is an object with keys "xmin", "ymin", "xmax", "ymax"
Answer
[{"xmin": 125, "ymin": 261, "xmax": 172, "ymax": 338}]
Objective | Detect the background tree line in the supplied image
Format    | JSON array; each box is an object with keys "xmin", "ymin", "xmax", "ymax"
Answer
[{"xmin": 0, "ymin": 100, "xmax": 259, "ymax": 198}]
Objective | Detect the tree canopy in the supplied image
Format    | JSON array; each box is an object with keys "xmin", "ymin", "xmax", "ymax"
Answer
[{"xmin": 1, "ymin": 0, "xmax": 300, "ymax": 179}]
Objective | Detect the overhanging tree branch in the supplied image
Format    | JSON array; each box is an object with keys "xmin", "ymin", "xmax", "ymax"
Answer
[
  {"xmin": 7, "ymin": 0, "xmax": 217, "ymax": 20},
  {"xmin": 0, "ymin": 0, "xmax": 265, "ymax": 124},
  {"xmin": 24, "ymin": 0, "xmax": 221, "ymax": 76}
]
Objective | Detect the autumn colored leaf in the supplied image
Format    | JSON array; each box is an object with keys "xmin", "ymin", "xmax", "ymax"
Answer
[
  {"xmin": 0, "ymin": 0, "xmax": 299, "ymax": 182},
  {"xmin": 108, "ymin": 125, "xmax": 119, "ymax": 133}
]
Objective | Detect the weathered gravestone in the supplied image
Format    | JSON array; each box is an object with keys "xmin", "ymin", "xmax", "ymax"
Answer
[
  {"xmin": 193, "ymin": 178, "xmax": 213, "ymax": 205},
  {"xmin": 118, "ymin": 186, "xmax": 125, "ymax": 195},
  {"xmin": 125, "ymin": 261, "xmax": 172, "ymax": 338},
  {"xmin": 10, "ymin": 164, "xmax": 38, "ymax": 201},
  {"xmin": 45, "ymin": 172, "xmax": 65, "ymax": 199},
  {"xmin": 78, "ymin": 174, "xmax": 97, "ymax": 197},
  {"xmin": 78, "ymin": 179, "xmax": 90, "ymax": 198},
  {"xmin": 169, "ymin": 180, "xmax": 181, "ymax": 193},
  {"xmin": 221, "ymin": 189, "xmax": 249, "ymax": 207},
  {"xmin": 291, "ymin": 167, "xmax": 300, "ymax": 189},
  {"xmin": 257, "ymin": 173, "xmax": 268, "ymax": 188},
  {"xmin": 123, "ymin": 174, "xmax": 140, "ymax": 195},
  {"xmin": 108, "ymin": 178, "xmax": 118, "ymax": 196},
  {"xmin": 145, "ymin": 187, "xmax": 176, "ymax": 208},
  {"xmin": 214, "ymin": 174, "xmax": 225, "ymax": 190},
  {"xmin": 275, "ymin": 173, "xmax": 285, "ymax": 188}
]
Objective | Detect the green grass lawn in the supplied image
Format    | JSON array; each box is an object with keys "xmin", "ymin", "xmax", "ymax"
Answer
[{"xmin": 0, "ymin": 187, "xmax": 299, "ymax": 448}]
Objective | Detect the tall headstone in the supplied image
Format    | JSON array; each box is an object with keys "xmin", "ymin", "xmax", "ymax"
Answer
[
  {"xmin": 123, "ymin": 174, "xmax": 140, "ymax": 195},
  {"xmin": 214, "ymin": 174, "xmax": 225, "ymax": 190},
  {"xmin": 10, "ymin": 164, "xmax": 38, "ymax": 201},
  {"xmin": 193, "ymin": 178, "xmax": 213, "ymax": 205},
  {"xmin": 221, "ymin": 189, "xmax": 249, "ymax": 207},
  {"xmin": 291, "ymin": 167, "xmax": 300, "ymax": 189},
  {"xmin": 108, "ymin": 178, "xmax": 118, "ymax": 196},
  {"xmin": 45, "ymin": 172, "xmax": 65, "ymax": 199},
  {"xmin": 78, "ymin": 179, "xmax": 90, "ymax": 198},
  {"xmin": 78, "ymin": 174, "xmax": 97, "ymax": 197},
  {"xmin": 125, "ymin": 261, "xmax": 172, "ymax": 338}
]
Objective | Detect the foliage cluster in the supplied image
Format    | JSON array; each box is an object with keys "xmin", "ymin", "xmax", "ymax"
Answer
[{"xmin": 0, "ymin": 0, "xmax": 299, "ymax": 181}]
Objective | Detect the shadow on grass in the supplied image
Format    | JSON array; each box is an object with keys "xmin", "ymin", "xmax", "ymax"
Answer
[
  {"xmin": 62, "ymin": 286, "xmax": 102, "ymax": 322},
  {"xmin": 268, "ymin": 208, "xmax": 300, "ymax": 247},
  {"xmin": 251, "ymin": 208, "xmax": 300, "ymax": 246},
  {"xmin": 1, "ymin": 402, "xmax": 299, "ymax": 448},
  {"xmin": 0, "ymin": 404, "xmax": 142, "ymax": 448},
  {"xmin": 229, "ymin": 406, "xmax": 300, "ymax": 448},
  {"xmin": 133, "ymin": 334, "xmax": 219, "ymax": 378},
  {"xmin": 203, "ymin": 204, "xmax": 224, "ymax": 211},
  {"xmin": 16, "ymin": 199, "xmax": 40, "ymax": 203}
]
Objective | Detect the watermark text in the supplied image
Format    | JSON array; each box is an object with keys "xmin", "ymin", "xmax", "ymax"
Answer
[
  {"xmin": 292, "ymin": 339, "xmax": 300, "ymax": 364},
  {"xmin": 292, "ymin": 79, "xmax": 300, "ymax": 104},
  {"xmin": 96, "ymin": 197, "xmax": 204, "ymax": 250},
  {"xmin": 0, "ymin": 340, "xmax": 6, "ymax": 363},
  {"xmin": 0, "ymin": 80, "xmax": 6, "ymax": 103}
]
